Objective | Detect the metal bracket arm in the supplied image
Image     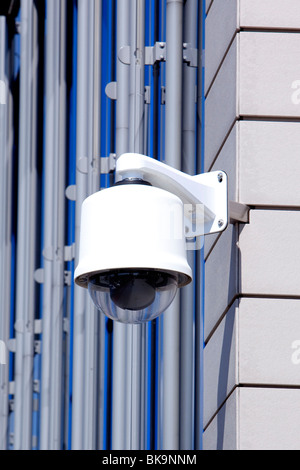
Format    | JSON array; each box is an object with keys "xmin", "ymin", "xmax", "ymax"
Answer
[
  {"xmin": 229, "ymin": 201, "xmax": 250, "ymax": 224},
  {"xmin": 116, "ymin": 153, "xmax": 228, "ymax": 237}
]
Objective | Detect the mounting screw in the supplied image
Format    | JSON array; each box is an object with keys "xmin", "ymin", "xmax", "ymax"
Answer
[
  {"xmin": 218, "ymin": 173, "xmax": 223, "ymax": 183},
  {"xmin": 218, "ymin": 219, "xmax": 224, "ymax": 228}
]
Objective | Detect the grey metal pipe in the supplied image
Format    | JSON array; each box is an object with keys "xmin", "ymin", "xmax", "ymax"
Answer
[
  {"xmin": 195, "ymin": 0, "xmax": 205, "ymax": 450},
  {"xmin": 92, "ymin": 0, "xmax": 102, "ymax": 196},
  {"xmin": 112, "ymin": 0, "xmax": 146, "ymax": 450},
  {"xmin": 14, "ymin": 0, "xmax": 38, "ymax": 450},
  {"xmin": 162, "ymin": 0, "xmax": 184, "ymax": 450},
  {"xmin": 157, "ymin": 1, "xmax": 166, "ymax": 449},
  {"xmin": 92, "ymin": 0, "xmax": 104, "ymax": 450},
  {"xmin": 0, "ymin": 16, "xmax": 13, "ymax": 451},
  {"xmin": 72, "ymin": 0, "xmax": 90, "ymax": 449},
  {"xmin": 180, "ymin": 0, "xmax": 198, "ymax": 450},
  {"xmin": 40, "ymin": 0, "xmax": 59, "ymax": 448},
  {"xmin": 115, "ymin": 0, "xmax": 130, "ymax": 159},
  {"xmin": 165, "ymin": 0, "xmax": 183, "ymax": 170},
  {"xmin": 50, "ymin": 0, "xmax": 67, "ymax": 449},
  {"xmin": 129, "ymin": 0, "xmax": 145, "ymax": 154},
  {"xmin": 40, "ymin": 0, "xmax": 67, "ymax": 450},
  {"xmin": 128, "ymin": 0, "xmax": 146, "ymax": 450},
  {"xmin": 112, "ymin": 0, "xmax": 130, "ymax": 450},
  {"xmin": 72, "ymin": 0, "xmax": 103, "ymax": 450},
  {"xmin": 82, "ymin": 0, "xmax": 95, "ymax": 449}
]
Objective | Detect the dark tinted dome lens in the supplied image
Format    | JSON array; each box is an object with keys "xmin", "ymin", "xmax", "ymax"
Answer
[
  {"xmin": 111, "ymin": 275, "xmax": 156, "ymax": 310},
  {"xmin": 88, "ymin": 270, "xmax": 179, "ymax": 323}
]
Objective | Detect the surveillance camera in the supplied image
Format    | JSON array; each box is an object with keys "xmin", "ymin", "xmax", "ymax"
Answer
[
  {"xmin": 74, "ymin": 177, "xmax": 192, "ymax": 323},
  {"xmin": 74, "ymin": 153, "xmax": 228, "ymax": 324}
]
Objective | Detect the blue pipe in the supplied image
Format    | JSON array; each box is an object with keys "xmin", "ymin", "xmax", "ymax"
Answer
[{"xmin": 66, "ymin": 0, "xmax": 78, "ymax": 450}]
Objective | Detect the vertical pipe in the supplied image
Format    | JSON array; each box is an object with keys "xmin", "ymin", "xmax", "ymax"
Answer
[
  {"xmin": 93, "ymin": 0, "xmax": 104, "ymax": 450},
  {"xmin": 115, "ymin": 0, "xmax": 130, "ymax": 159},
  {"xmin": 143, "ymin": 0, "xmax": 160, "ymax": 449},
  {"xmin": 93, "ymin": 0, "xmax": 102, "ymax": 195},
  {"xmin": 66, "ymin": 0, "xmax": 78, "ymax": 450},
  {"xmin": 112, "ymin": 0, "xmax": 130, "ymax": 450},
  {"xmin": 151, "ymin": 0, "xmax": 160, "ymax": 160},
  {"xmin": 195, "ymin": 0, "xmax": 205, "ymax": 450},
  {"xmin": 162, "ymin": 0, "xmax": 183, "ymax": 450},
  {"xmin": 83, "ymin": 0, "xmax": 102, "ymax": 450},
  {"xmin": 129, "ymin": 0, "xmax": 145, "ymax": 154},
  {"xmin": 72, "ymin": 0, "xmax": 89, "ymax": 448},
  {"xmin": 157, "ymin": 1, "xmax": 166, "ymax": 448},
  {"xmin": 40, "ymin": 0, "xmax": 56, "ymax": 448},
  {"xmin": 14, "ymin": 0, "xmax": 38, "ymax": 450},
  {"xmin": 72, "ymin": 0, "xmax": 102, "ymax": 449},
  {"xmin": 100, "ymin": 1, "xmax": 115, "ymax": 451},
  {"xmin": 182, "ymin": 0, "xmax": 198, "ymax": 174},
  {"xmin": 147, "ymin": 1, "xmax": 160, "ymax": 449},
  {"xmin": 50, "ymin": 0, "xmax": 67, "ymax": 449},
  {"xmin": 165, "ymin": 0, "xmax": 183, "ymax": 170},
  {"xmin": 40, "ymin": 0, "xmax": 67, "ymax": 449},
  {"xmin": 128, "ymin": 0, "xmax": 145, "ymax": 450},
  {"xmin": 82, "ymin": 0, "xmax": 96, "ymax": 449},
  {"xmin": 0, "ymin": 16, "xmax": 13, "ymax": 451},
  {"xmin": 112, "ymin": 0, "xmax": 146, "ymax": 450},
  {"xmin": 180, "ymin": 0, "xmax": 198, "ymax": 450}
]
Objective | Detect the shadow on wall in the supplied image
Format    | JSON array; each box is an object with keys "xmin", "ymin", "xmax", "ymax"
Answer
[{"xmin": 216, "ymin": 222, "xmax": 245, "ymax": 449}]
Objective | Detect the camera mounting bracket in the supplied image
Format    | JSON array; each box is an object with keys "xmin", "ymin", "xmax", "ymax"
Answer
[{"xmin": 116, "ymin": 153, "xmax": 228, "ymax": 243}]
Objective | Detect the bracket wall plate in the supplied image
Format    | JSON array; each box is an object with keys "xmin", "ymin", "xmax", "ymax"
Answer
[{"xmin": 116, "ymin": 153, "xmax": 228, "ymax": 246}]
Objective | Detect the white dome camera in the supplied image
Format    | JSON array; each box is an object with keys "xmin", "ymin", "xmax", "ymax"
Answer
[{"xmin": 74, "ymin": 153, "xmax": 228, "ymax": 324}]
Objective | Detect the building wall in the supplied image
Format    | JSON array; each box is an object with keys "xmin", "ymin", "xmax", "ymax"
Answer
[{"xmin": 203, "ymin": 0, "xmax": 300, "ymax": 450}]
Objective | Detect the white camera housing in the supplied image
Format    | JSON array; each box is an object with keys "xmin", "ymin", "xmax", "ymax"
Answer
[{"xmin": 74, "ymin": 153, "xmax": 228, "ymax": 323}]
